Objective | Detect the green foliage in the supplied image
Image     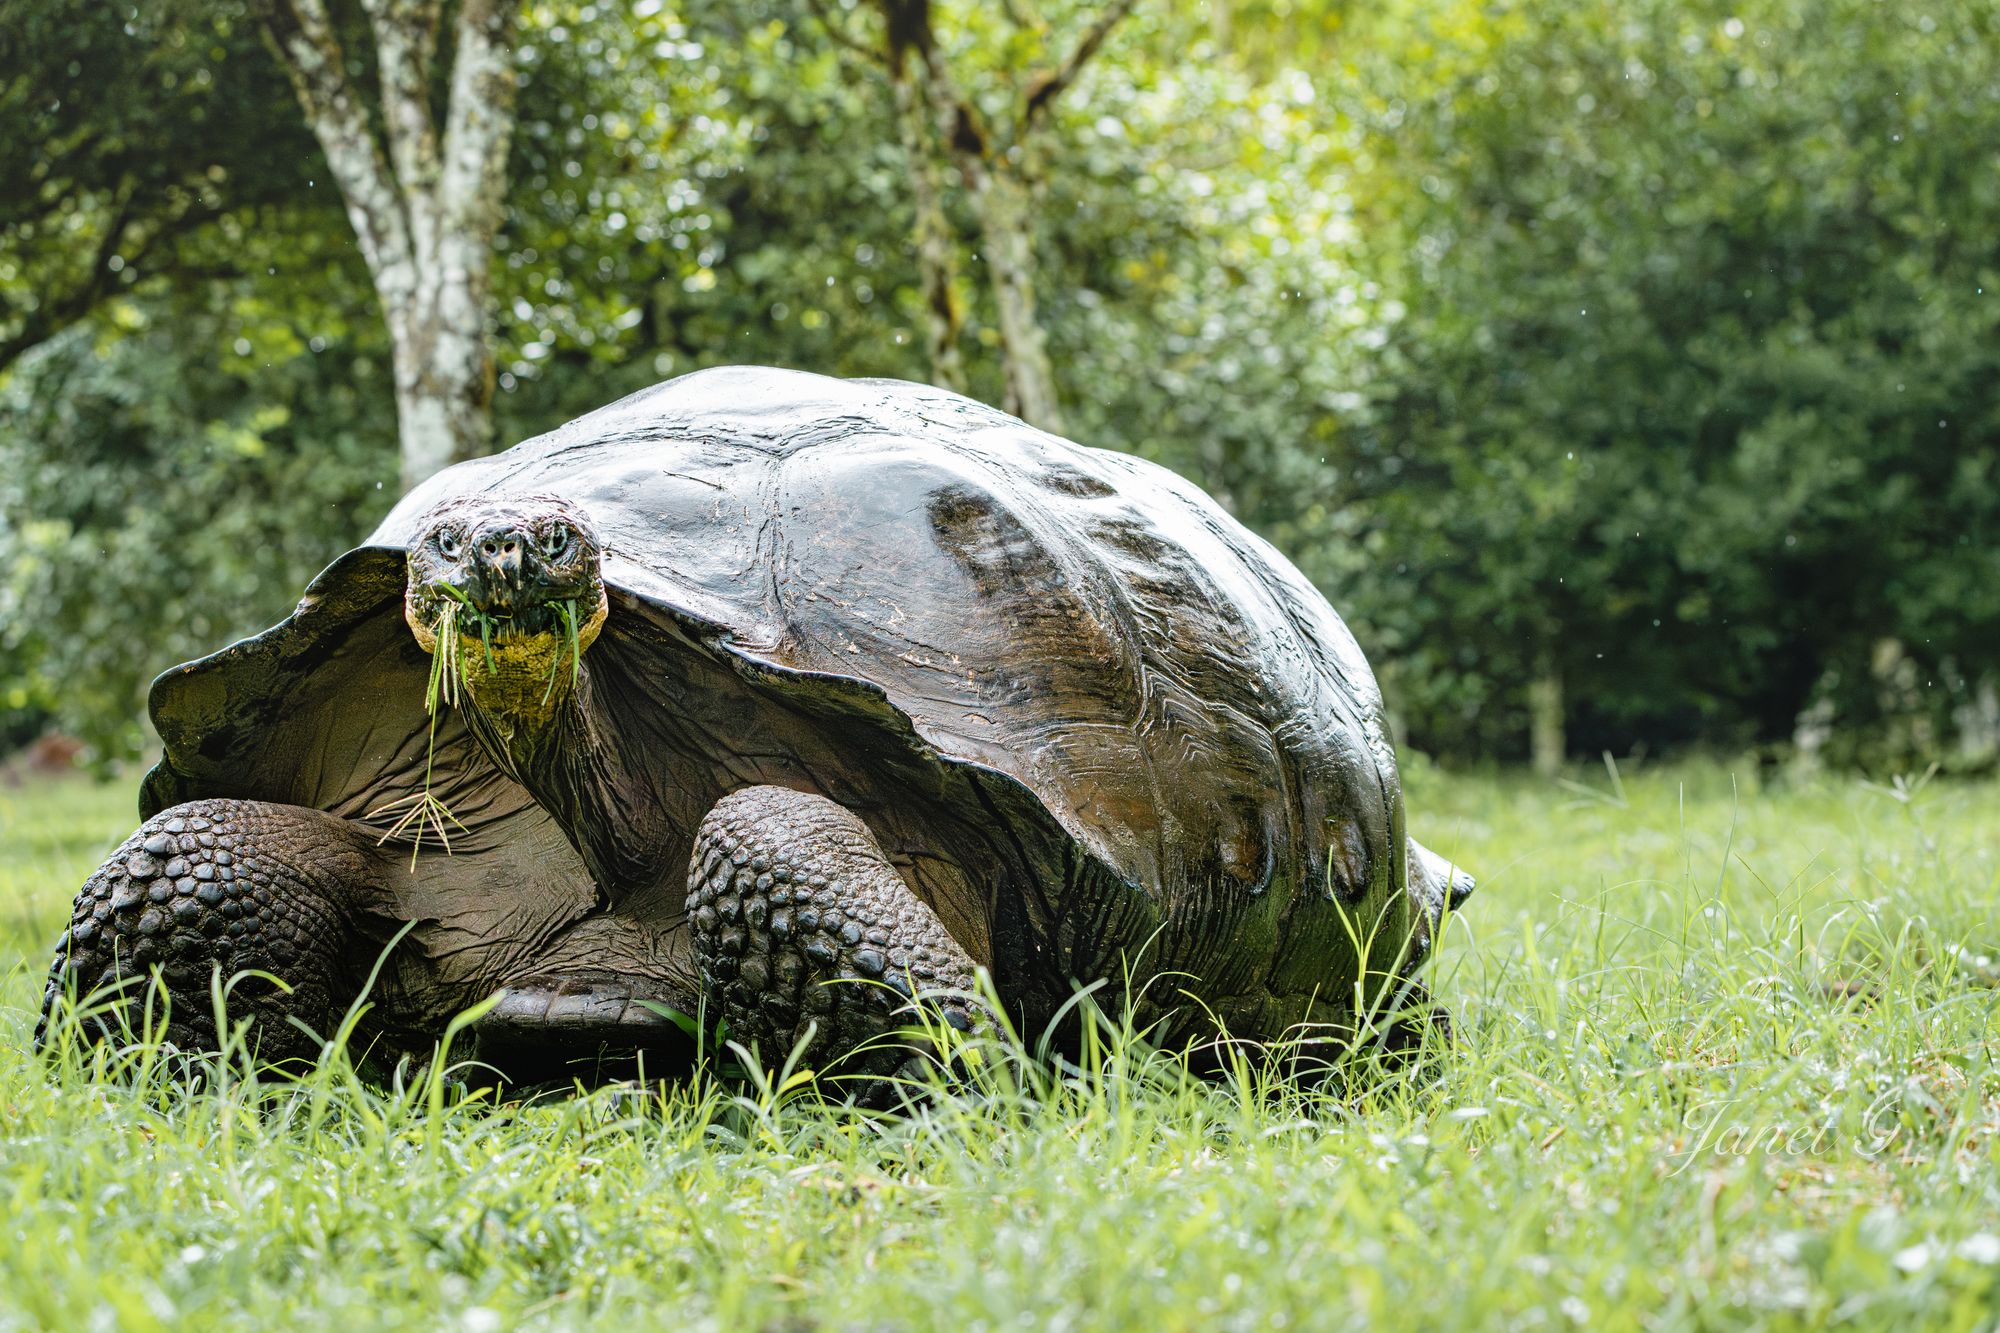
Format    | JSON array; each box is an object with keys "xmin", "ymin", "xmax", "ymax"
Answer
[
  {"xmin": 1037, "ymin": 55, "xmax": 1361, "ymax": 564},
  {"xmin": 1, "ymin": 0, "xmax": 1994, "ymax": 767},
  {"xmin": 0, "ymin": 316, "xmax": 396, "ymax": 761},
  {"xmin": 4, "ymin": 766, "xmax": 1999, "ymax": 1323},
  {"xmin": 0, "ymin": 0, "xmax": 334, "ymax": 362},
  {"xmin": 1328, "ymin": 0, "xmax": 2000, "ymax": 763}
]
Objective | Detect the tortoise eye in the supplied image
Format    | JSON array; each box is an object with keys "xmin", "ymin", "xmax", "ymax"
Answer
[
  {"xmin": 541, "ymin": 527, "xmax": 572, "ymax": 558},
  {"xmin": 436, "ymin": 529, "xmax": 463, "ymax": 558}
]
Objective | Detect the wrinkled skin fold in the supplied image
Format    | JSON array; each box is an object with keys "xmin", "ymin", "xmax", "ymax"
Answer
[{"xmin": 38, "ymin": 367, "xmax": 1474, "ymax": 1087}]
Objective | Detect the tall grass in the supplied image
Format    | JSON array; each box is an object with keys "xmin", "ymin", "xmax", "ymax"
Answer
[{"xmin": 1, "ymin": 763, "xmax": 1996, "ymax": 1329}]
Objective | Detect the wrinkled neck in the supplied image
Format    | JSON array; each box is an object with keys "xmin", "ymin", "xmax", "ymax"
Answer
[
  {"xmin": 459, "ymin": 650, "xmax": 587, "ymax": 776},
  {"xmin": 461, "ymin": 662, "xmax": 672, "ymax": 893}
]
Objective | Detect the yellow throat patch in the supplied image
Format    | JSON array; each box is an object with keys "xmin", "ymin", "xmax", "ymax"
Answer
[{"xmin": 406, "ymin": 588, "xmax": 609, "ymax": 730}]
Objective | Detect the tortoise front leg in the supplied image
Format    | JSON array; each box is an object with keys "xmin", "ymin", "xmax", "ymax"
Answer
[
  {"xmin": 688, "ymin": 786, "xmax": 984, "ymax": 1098},
  {"xmin": 37, "ymin": 799, "xmax": 396, "ymax": 1064}
]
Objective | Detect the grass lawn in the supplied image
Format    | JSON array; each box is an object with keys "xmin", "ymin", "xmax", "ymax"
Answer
[{"xmin": 1, "ymin": 762, "xmax": 1996, "ymax": 1330}]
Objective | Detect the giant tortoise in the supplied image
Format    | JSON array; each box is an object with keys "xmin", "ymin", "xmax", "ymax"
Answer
[{"xmin": 37, "ymin": 367, "xmax": 1472, "ymax": 1086}]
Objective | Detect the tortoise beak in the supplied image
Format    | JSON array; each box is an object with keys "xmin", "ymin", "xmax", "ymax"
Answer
[
  {"xmin": 468, "ymin": 526, "xmax": 529, "ymax": 610},
  {"xmin": 420, "ymin": 572, "xmax": 590, "ymax": 640}
]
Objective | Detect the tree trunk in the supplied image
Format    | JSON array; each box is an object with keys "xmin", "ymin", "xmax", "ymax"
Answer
[
  {"xmin": 1958, "ymin": 673, "xmax": 2000, "ymax": 765},
  {"xmin": 970, "ymin": 167, "xmax": 1065, "ymax": 434},
  {"xmin": 262, "ymin": 0, "xmax": 517, "ymax": 493},
  {"xmin": 899, "ymin": 0, "xmax": 1138, "ymax": 438},
  {"xmin": 1529, "ymin": 655, "xmax": 1565, "ymax": 777},
  {"xmin": 888, "ymin": 57, "xmax": 968, "ymax": 393},
  {"xmin": 389, "ymin": 325, "xmax": 493, "ymax": 490}
]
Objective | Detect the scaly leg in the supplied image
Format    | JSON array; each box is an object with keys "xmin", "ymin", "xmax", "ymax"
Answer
[
  {"xmin": 37, "ymin": 799, "xmax": 397, "ymax": 1063},
  {"xmin": 687, "ymin": 786, "xmax": 983, "ymax": 1098}
]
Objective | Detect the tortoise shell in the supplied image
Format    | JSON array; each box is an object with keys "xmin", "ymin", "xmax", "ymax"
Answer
[{"xmin": 141, "ymin": 367, "xmax": 1430, "ymax": 1038}]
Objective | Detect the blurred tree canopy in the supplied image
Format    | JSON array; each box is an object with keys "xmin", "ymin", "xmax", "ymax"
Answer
[
  {"xmin": 2, "ymin": 0, "xmax": 1994, "ymax": 771},
  {"xmin": 1331, "ymin": 0, "xmax": 2000, "ymax": 769}
]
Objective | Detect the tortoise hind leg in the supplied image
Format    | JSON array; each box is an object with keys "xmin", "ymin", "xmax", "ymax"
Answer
[
  {"xmin": 37, "ymin": 799, "xmax": 395, "ymax": 1064},
  {"xmin": 688, "ymin": 786, "xmax": 982, "ymax": 1099}
]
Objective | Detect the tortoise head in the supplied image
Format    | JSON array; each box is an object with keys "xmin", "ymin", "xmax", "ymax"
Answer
[{"xmin": 403, "ymin": 493, "xmax": 609, "ymax": 725}]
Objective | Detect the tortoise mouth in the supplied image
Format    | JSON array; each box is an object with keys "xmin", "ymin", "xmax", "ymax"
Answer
[
  {"xmin": 403, "ymin": 579, "xmax": 609, "ymax": 663},
  {"xmin": 412, "ymin": 581, "xmax": 594, "ymax": 641}
]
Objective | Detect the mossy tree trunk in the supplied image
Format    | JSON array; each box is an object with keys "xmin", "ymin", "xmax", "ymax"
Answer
[
  {"xmin": 834, "ymin": 0, "xmax": 1135, "ymax": 434},
  {"xmin": 1529, "ymin": 651, "xmax": 1565, "ymax": 778},
  {"xmin": 885, "ymin": 34, "xmax": 969, "ymax": 394},
  {"xmin": 954, "ymin": 156, "xmax": 1065, "ymax": 432}
]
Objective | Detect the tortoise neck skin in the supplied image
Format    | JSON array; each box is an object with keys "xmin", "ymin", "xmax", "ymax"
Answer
[{"xmin": 458, "ymin": 644, "xmax": 678, "ymax": 897}]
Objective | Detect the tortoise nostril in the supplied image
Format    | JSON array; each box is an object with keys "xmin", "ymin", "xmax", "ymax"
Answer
[{"xmin": 474, "ymin": 531, "xmax": 525, "ymax": 575}]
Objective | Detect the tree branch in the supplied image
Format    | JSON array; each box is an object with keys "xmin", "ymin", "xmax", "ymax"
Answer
[
  {"xmin": 259, "ymin": 0, "xmax": 416, "ymax": 311},
  {"xmin": 1021, "ymin": 0, "xmax": 1136, "ymax": 134},
  {"xmin": 359, "ymin": 0, "xmax": 444, "ymax": 220},
  {"xmin": 0, "ymin": 193, "xmax": 135, "ymax": 373},
  {"xmin": 0, "ymin": 180, "xmax": 218, "ymax": 375},
  {"xmin": 1001, "ymin": 0, "xmax": 1044, "ymax": 35},
  {"xmin": 805, "ymin": 0, "xmax": 884, "ymax": 63},
  {"xmin": 437, "ymin": 0, "xmax": 518, "ymax": 237},
  {"xmin": 912, "ymin": 22, "xmax": 989, "ymax": 164}
]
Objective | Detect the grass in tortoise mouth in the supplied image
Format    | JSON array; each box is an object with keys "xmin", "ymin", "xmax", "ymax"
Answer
[{"xmin": 367, "ymin": 590, "xmax": 584, "ymax": 867}]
